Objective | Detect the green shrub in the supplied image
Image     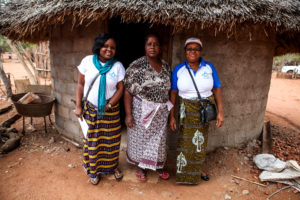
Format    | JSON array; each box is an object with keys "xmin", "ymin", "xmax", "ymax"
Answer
[
  {"xmin": 0, "ymin": 35, "xmax": 35, "ymax": 53},
  {"xmin": 273, "ymin": 53, "xmax": 300, "ymax": 71}
]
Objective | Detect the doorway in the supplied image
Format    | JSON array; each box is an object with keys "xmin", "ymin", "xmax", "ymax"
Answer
[
  {"xmin": 109, "ymin": 18, "xmax": 147, "ymax": 69},
  {"xmin": 109, "ymin": 17, "xmax": 172, "ymax": 69},
  {"xmin": 108, "ymin": 17, "xmax": 172, "ymax": 124}
]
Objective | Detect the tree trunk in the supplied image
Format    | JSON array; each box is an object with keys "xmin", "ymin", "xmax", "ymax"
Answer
[
  {"xmin": 1, "ymin": 114, "xmax": 21, "ymax": 128},
  {"xmin": 0, "ymin": 53, "xmax": 12, "ymax": 98},
  {"xmin": 0, "ymin": 104, "xmax": 12, "ymax": 114}
]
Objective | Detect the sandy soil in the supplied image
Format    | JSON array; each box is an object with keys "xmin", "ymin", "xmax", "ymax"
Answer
[
  {"xmin": 265, "ymin": 74, "xmax": 300, "ymax": 132},
  {"xmin": 0, "ymin": 60, "xmax": 299, "ymax": 200}
]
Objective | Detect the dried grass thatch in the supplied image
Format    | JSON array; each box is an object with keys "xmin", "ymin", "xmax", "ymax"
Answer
[{"xmin": 0, "ymin": 0, "xmax": 300, "ymax": 44}]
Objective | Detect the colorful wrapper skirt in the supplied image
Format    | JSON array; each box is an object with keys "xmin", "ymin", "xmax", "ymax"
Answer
[
  {"xmin": 126, "ymin": 96, "xmax": 169, "ymax": 170},
  {"xmin": 176, "ymin": 97, "xmax": 214, "ymax": 184},
  {"xmin": 82, "ymin": 101, "xmax": 121, "ymax": 179}
]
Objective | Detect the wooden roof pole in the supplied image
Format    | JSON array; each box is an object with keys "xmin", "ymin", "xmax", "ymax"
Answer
[
  {"xmin": 5, "ymin": 38, "xmax": 38, "ymax": 84},
  {"xmin": 15, "ymin": 41, "xmax": 40, "ymax": 84}
]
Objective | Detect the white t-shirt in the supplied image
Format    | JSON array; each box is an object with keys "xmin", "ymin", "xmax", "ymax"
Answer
[
  {"xmin": 171, "ymin": 59, "xmax": 221, "ymax": 99},
  {"xmin": 77, "ymin": 55, "xmax": 125, "ymax": 107}
]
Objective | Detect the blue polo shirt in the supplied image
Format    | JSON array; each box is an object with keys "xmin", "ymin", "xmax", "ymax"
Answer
[{"xmin": 171, "ymin": 58, "xmax": 221, "ymax": 99}]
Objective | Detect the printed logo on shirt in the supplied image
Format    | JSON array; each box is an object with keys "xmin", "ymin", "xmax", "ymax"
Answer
[
  {"xmin": 202, "ymin": 71, "xmax": 210, "ymax": 79},
  {"xmin": 109, "ymin": 72, "xmax": 117, "ymax": 79}
]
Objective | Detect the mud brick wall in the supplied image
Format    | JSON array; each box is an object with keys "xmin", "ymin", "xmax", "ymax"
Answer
[
  {"xmin": 170, "ymin": 25, "xmax": 274, "ymax": 152},
  {"xmin": 49, "ymin": 20, "xmax": 274, "ymax": 151},
  {"xmin": 49, "ymin": 20, "xmax": 106, "ymax": 142}
]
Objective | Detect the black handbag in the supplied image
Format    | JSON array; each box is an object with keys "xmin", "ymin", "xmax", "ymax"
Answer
[
  {"xmin": 187, "ymin": 67, "xmax": 217, "ymax": 123},
  {"xmin": 200, "ymin": 101, "xmax": 217, "ymax": 123}
]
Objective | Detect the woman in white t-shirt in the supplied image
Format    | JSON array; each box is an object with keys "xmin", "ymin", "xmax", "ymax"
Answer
[
  {"xmin": 169, "ymin": 37, "xmax": 224, "ymax": 185},
  {"xmin": 75, "ymin": 33, "xmax": 125, "ymax": 185}
]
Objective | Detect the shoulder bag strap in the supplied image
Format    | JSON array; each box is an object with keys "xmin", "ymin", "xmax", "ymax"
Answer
[
  {"xmin": 83, "ymin": 59, "xmax": 116, "ymax": 101},
  {"xmin": 83, "ymin": 74, "xmax": 100, "ymax": 100},
  {"xmin": 186, "ymin": 64, "xmax": 202, "ymax": 101}
]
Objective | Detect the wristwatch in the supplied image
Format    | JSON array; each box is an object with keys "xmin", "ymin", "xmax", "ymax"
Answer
[{"xmin": 108, "ymin": 103, "xmax": 112, "ymax": 108}]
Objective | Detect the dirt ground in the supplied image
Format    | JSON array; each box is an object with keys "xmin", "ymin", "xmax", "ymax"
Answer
[
  {"xmin": 265, "ymin": 73, "xmax": 300, "ymax": 132},
  {"xmin": 0, "ymin": 59, "xmax": 299, "ymax": 200}
]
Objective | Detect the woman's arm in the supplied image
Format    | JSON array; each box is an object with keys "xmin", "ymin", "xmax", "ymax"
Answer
[
  {"xmin": 75, "ymin": 73, "xmax": 85, "ymax": 120},
  {"xmin": 124, "ymin": 88, "xmax": 134, "ymax": 128},
  {"xmin": 212, "ymin": 87, "xmax": 224, "ymax": 128},
  {"xmin": 169, "ymin": 90, "xmax": 178, "ymax": 131},
  {"xmin": 105, "ymin": 81, "xmax": 124, "ymax": 111}
]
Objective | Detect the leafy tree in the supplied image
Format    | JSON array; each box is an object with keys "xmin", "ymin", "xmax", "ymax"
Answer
[
  {"xmin": 273, "ymin": 53, "xmax": 300, "ymax": 71},
  {"xmin": 0, "ymin": 35, "xmax": 11, "ymax": 52},
  {"xmin": 0, "ymin": 35, "xmax": 35, "ymax": 53}
]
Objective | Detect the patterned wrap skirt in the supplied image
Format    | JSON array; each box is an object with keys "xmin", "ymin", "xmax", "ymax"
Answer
[
  {"xmin": 126, "ymin": 96, "xmax": 170, "ymax": 170},
  {"xmin": 176, "ymin": 96, "xmax": 214, "ymax": 184},
  {"xmin": 82, "ymin": 101, "xmax": 121, "ymax": 179}
]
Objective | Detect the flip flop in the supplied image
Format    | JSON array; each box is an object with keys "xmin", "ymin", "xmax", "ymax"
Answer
[
  {"xmin": 136, "ymin": 168, "xmax": 147, "ymax": 182},
  {"xmin": 201, "ymin": 173, "xmax": 209, "ymax": 181},
  {"xmin": 90, "ymin": 175, "xmax": 101, "ymax": 185},
  {"xmin": 114, "ymin": 168, "xmax": 123, "ymax": 182},
  {"xmin": 157, "ymin": 170, "xmax": 170, "ymax": 180}
]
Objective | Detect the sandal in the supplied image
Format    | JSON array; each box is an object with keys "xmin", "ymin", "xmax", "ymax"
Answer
[
  {"xmin": 157, "ymin": 170, "xmax": 170, "ymax": 180},
  {"xmin": 201, "ymin": 172, "xmax": 209, "ymax": 181},
  {"xmin": 89, "ymin": 175, "xmax": 101, "ymax": 185},
  {"xmin": 114, "ymin": 168, "xmax": 123, "ymax": 182},
  {"xmin": 136, "ymin": 168, "xmax": 147, "ymax": 182}
]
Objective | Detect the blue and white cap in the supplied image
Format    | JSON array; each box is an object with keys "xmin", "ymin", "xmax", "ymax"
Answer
[{"xmin": 184, "ymin": 37, "xmax": 203, "ymax": 48}]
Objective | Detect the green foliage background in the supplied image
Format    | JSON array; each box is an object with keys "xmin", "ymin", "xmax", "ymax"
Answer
[
  {"xmin": 0, "ymin": 35, "xmax": 35, "ymax": 53},
  {"xmin": 273, "ymin": 53, "xmax": 300, "ymax": 71},
  {"xmin": 0, "ymin": 35, "xmax": 11, "ymax": 52}
]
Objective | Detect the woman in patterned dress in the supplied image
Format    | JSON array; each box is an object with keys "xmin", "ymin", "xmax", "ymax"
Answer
[
  {"xmin": 124, "ymin": 34, "xmax": 172, "ymax": 181},
  {"xmin": 169, "ymin": 37, "xmax": 224, "ymax": 184},
  {"xmin": 75, "ymin": 33, "xmax": 125, "ymax": 185}
]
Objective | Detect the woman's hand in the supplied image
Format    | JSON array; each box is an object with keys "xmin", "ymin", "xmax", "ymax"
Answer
[
  {"xmin": 75, "ymin": 106, "xmax": 83, "ymax": 121},
  {"xmin": 169, "ymin": 116, "xmax": 177, "ymax": 131},
  {"xmin": 104, "ymin": 104, "xmax": 111, "ymax": 111},
  {"xmin": 169, "ymin": 90, "xmax": 178, "ymax": 132},
  {"xmin": 124, "ymin": 89, "xmax": 134, "ymax": 128},
  {"xmin": 216, "ymin": 112, "xmax": 224, "ymax": 128},
  {"xmin": 125, "ymin": 114, "xmax": 134, "ymax": 128},
  {"xmin": 212, "ymin": 87, "xmax": 224, "ymax": 128}
]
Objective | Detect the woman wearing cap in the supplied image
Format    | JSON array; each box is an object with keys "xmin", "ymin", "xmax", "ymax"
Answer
[
  {"xmin": 169, "ymin": 37, "xmax": 224, "ymax": 184},
  {"xmin": 124, "ymin": 33, "xmax": 172, "ymax": 181}
]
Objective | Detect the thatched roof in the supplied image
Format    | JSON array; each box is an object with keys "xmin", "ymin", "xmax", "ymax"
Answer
[{"xmin": 1, "ymin": 0, "xmax": 300, "ymax": 52}]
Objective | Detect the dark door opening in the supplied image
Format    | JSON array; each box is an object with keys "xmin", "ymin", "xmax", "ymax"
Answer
[
  {"xmin": 109, "ymin": 17, "xmax": 148, "ymax": 69},
  {"xmin": 109, "ymin": 17, "xmax": 172, "ymax": 69},
  {"xmin": 108, "ymin": 17, "xmax": 172, "ymax": 125}
]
